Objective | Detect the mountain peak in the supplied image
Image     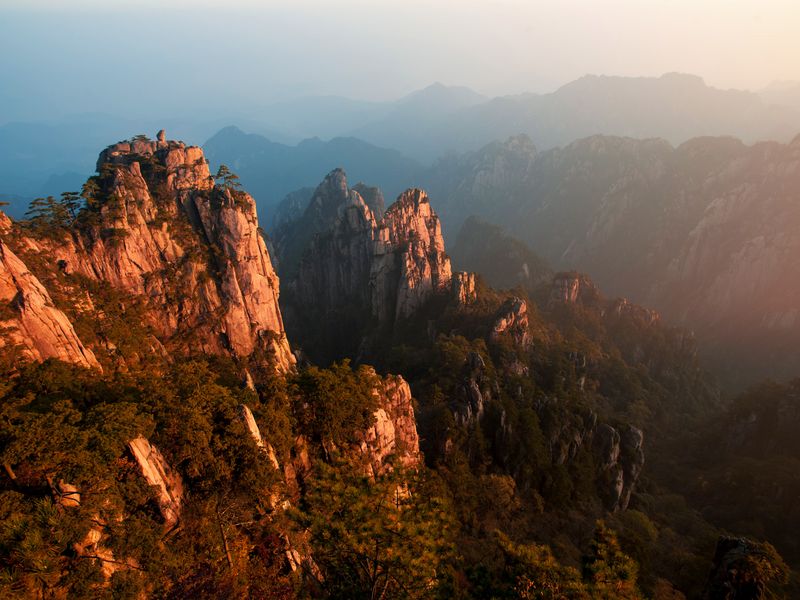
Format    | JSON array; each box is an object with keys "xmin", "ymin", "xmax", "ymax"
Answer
[
  {"xmin": 389, "ymin": 188, "xmax": 429, "ymax": 212},
  {"xmin": 397, "ymin": 83, "xmax": 487, "ymax": 110},
  {"xmin": 3, "ymin": 133, "xmax": 294, "ymax": 372}
]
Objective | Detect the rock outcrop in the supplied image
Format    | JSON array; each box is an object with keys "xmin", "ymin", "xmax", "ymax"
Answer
[
  {"xmin": 278, "ymin": 170, "xmax": 453, "ymax": 358},
  {"xmin": 532, "ymin": 398, "xmax": 644, "ymax": 512},
  {"xmin": 238, "ymin": 404, "xmax": 281, "ymax": 470},
  {"xmin": 372, "ymin": 188, "xmax": 452, "ymax": 323},
  {"xmin": 0, "ymin": 234, "xmax": 99, "ymax": 368},
  {"xmin": 490, "ymin": 297, "xmax": 531, "ymax": 347},
  {"xmin": 451, "ymin": 271, "xmax": 477, "ymax": 305},
  {"xmin": 549, "ymin": 272, "xmax": 601, "ymax": 306},
  {"xmin": 128, "ymin": 436, "xmax": 184, "ymax": 528},
  {"xmin": 1, "ymin": 133, "xmax": 294, "ymax": 372},
  {"xmin": 594, "ymin": 425, "xmax": 645, "ymax": 511},
  {"xmin": 452, "ymin": 351, "xmax": 489, "ymax": 426},
  {"xmin": 356, "ymin": 370, "xmax": 421, "ymax": 477}
]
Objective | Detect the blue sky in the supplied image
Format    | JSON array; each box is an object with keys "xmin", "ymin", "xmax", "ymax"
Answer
[{"xmin": 2, "ymin": 0, "xmax": 798, "ymax": 122}]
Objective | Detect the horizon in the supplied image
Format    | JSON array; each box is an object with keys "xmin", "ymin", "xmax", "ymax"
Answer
[{"xmin": 0, "ymin": 72, "xmax": 789, "ymax": 128}]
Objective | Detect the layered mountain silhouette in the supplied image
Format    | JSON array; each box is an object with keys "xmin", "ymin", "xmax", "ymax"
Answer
[{"xmin": 202, "ymin": 126, "xmax": 421, "ymax": 216}]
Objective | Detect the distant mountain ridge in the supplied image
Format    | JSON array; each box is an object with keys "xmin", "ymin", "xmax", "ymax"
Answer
[
  {"xmin": 5, "ymin": 74, "xmax": 800, "ymax": 225},
  {"xmin": 423, "ymin": 131, "xmax": 800, "ymax": 387},
  {"xmin": 202, "ymin": 126, "xmax": 422, "ymax": 218}
]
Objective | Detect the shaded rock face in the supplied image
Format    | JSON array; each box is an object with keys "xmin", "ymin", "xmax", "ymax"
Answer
[
  {"xmin": 272, "ymin": 168, "xmax": 365, "ymax": 277},
  {"xmin": 549, "ymin": 272, "xmax": 601, "ymax": 306},
  {"xmin": 490, "ymin": 297, "xmax": 531, "ymax": 347},
  {"xmin": 270, "ymin": 187, "xmax": 314, "ymax": 233},
  {"xmin": 596, "ymin": 425, "xmax": 645, "ymax": 512},
  {"xmin": 534, "ymin": 398, "xmax": 644, "ymax": 511},
  {"xmin": 351, "ymin": 182, "xmax": 386, "ymax": 219},
  {"xmin": 4, "ymin": 134, "xmax": 294, "ymax": 371},
  {"xmin": 452, "ymin": 351, "xmax": 488, "ymax": 427},
  {"xmin": 0, "ymin": 237, "xmax": 99, "ymax": 368},
  {"xmin": 356, "ymin": 370, "xmax": 421, "ymax": 477},
  {"xmin": 279, "ymin": 171, "xmax": 452, "ymax": 359},
  {"xmin": 127, "ymin": 436, "xmax": 184, "ymax": 528}
]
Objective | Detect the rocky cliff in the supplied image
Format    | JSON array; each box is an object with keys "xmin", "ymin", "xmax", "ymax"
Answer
[
  {"xmin": 276, "ymin": 170, "xmax": 454, "ymax": 360},
  {"xmin": 0, "ymin": 133, "xmax": 294, "ymax": 371},
  {"xmin": 0, "ymin": 217, "xmax": 99, "ymax": 369},
  {"xmin": 356, "ymin": 370, "xmax": 421, "ymax": 477}
]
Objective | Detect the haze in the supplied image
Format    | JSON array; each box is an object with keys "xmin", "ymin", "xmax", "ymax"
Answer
[{"xmin": 2, "ymin": 0, "xmax": 798, "ymax": 123}]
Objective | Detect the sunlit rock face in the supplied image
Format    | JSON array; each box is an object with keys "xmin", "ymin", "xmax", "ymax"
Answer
[
  {"xmin": 1, "ymin": 133, "xmax": 294, "ymax": 372},
  {"xmin": 451, "ymin": 271, "xmax": 477, "ymax": 306},
  {"xmin": 128, "ymin": 436, "xmax": 184, "ymax": 528},
  {"xmin": 0, "ymin": 231, "xmax": 99, "ymax": 368},
  {"xmin": 372, "ymin": 188, "xmax": 452, "ymax": 322},
  {"xmin": 356, "ymin": 369, "xmax": 421, "ymax": 477},
  {"xmin": 491, "ymin": 297, "xmax": 531, "ymax": 347}
]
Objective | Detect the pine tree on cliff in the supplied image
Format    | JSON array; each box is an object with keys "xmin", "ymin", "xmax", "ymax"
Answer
[
  {"xmin": 215, "ymin": 164, "xmax": 242, "ymax": 191},
  {"xmin": 24, "ymin": 196, "xmax": 70, "ymax": 232}
]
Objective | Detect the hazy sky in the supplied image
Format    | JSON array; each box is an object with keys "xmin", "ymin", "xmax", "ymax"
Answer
[{"xmin": 1, "ymin": 0, "xmax": 798, "ymax": 123}]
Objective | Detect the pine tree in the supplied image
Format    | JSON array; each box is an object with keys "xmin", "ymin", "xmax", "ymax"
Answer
[
  {"xmin": 215, "ymin": 164, "xmax": 242, "ymax": 190},
  {"xmin": 24, "ymin": 196, "xmax": 70, "ymax": 232},
  {"xmin": 59, "ymin": 191, "xmax": 83, "ymax": 223},
  {"xmin": 582, "ymin": 521, "xmax": 643, "ymax": 599}
]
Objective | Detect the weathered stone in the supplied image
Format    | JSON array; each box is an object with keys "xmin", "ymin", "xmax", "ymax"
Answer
[
  {"xmin": 51, "ymin": 480, "xmax": 81, "ymax": 508},
  {"xmin": 356, "ymin": 370, "xmax": 421, "ymax": 477},
  {"xmin": 128, "ymin": 436, "xmax": 184, "ymax": 528},
  {"xmin": 451, "ymin": 271, "xmax": 477, "ymax": 305},
  {"xmin": 238, "ymin": 404, "xmax": 280, "ymax": 470},
  {"xmin": 0, "ymin": 237, "xmax": 99, "ymax": 369},
  {"xmin": 593, "ymin": 424, "xmax": 621, "ymax": 471},
  {"xmin": 592, "ymin": 423, "xmax": 645, "ymax": 511},
  {"xmin": 490, "ymin": 297, "xmax": 531, "ymax": 347},
  {"xmin": 282, "ymin": 172, "xmax": 453, "ymax": 351},
  {"xmin": 549, "ymin": 272, "xmax": 601, "ymax": 306},
  {"xmin": 3, "ymin": 135, "xmax": 294, "ymax": 372}
]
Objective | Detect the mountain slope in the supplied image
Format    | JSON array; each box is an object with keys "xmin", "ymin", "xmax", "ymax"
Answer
[
  {"xmin": 0, "ymin": 137, "xmax": 793, "ymax": 599},
  {"xmin": 424, "ymin": 132, "xmax": 800, "ymax": 387}
]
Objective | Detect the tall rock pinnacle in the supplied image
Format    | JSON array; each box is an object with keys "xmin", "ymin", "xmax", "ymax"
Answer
[{"xmin": 0, "ymin": 133, "xmax": 294, "ymax": 372}]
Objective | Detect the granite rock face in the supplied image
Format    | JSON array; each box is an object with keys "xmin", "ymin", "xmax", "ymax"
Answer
[
  {"xmin": 279, "ymin": 170, "xmax": 454, "ymax": 358},
  {"xmin": 0, "ymin": 235, "xmax": 99, "ymax": 368},
  {"xmin": 373, "ymin": 188, "xmax": 453, "ymax": 322},
  {"xmin": 490, "ymin": 297, "xmax": 531, "ymax": 347},
  {"xmin": 451, "ymin": 271, "xmax": 477, "ymax": 306},
  {"xmin": 238, "ymin": 404, "xmax": 281, "ymax": 470},
  {"xmin": 596, "ymin": 425, "xmax": 645, "ymax": 512},
  {"xmin": 1, "ymin": 133, "xmax": 294, "ymax": 372},
  {"xmin": 356, "ymin": 370, "xmax": 421, "ymax": 477},
  {"xmin": 128, "ymin": 436, "xmax": 184, "ymax": 528}
]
